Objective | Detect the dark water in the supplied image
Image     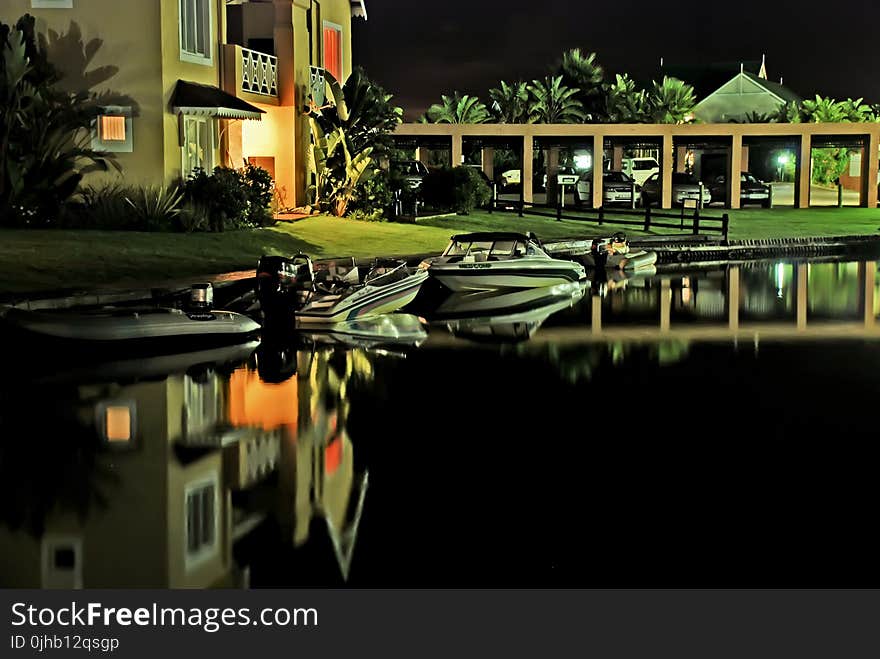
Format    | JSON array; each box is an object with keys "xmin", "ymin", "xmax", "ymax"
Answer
[{"xmin": 2, "ymin": 259, "xmax": 879, "ymax": 588}]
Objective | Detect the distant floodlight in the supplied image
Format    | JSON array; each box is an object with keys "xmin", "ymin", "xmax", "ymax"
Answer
[
  {"xmin": 574, "ymin": 154, "xmax": 592, "ymax": 170},
  {"xmin": 778, "ymin": 153, "xmax": 790, "ymax": 165}
]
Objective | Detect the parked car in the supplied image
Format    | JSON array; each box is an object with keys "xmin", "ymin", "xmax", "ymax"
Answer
[
  {"xmin": 574, "ymin": 171, "xmax": 642, "ymax": 207},
  {"xmin": 641, "ymin": 172, "xmax": 712, "ymax": 207},
  {"xmin": 391, "ymin": 159, "xmax": 429, "ymax": 191},
  {"xmin": 499, "ymin": 169, "xmax": 521, "ymax": 186},
  {"xmin": 709, "ymin": 172, "xmax": 770, "ymax": 207},
  {"xmin": 622, "ymin": 157, "xmax": 660, "ymax": 187}
]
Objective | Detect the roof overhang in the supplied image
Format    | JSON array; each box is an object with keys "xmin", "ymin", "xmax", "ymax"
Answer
[
  {"xmin": 351, "ymin": 0, "xmax": 367, "ymax": 20},
  {"xmin": 171, "ymin": 80, "xmax": 264, "ymax": 120}
]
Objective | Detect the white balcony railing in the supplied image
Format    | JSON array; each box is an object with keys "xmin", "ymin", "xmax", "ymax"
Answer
[{"xmin": 240, "ymin": 47, "xmax": 278, "ymax": 97}]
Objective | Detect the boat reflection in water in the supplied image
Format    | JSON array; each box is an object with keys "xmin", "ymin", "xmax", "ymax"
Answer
[
  {"xmin": 0, "ymin": 328, "xmax": 380, "ymax": 587},
  {"xmin": 425, "ymin": 281, "xmax": 587, "ymax": 343}
]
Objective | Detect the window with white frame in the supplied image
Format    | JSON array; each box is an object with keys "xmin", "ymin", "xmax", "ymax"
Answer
[
  {"xmin": 182, "ymin": 116, "xmax": 213, "ymax": 178},
  {"xmin": 185, "ymin": 479, "xmax": 218, "ymax": 567},
  {"xmin": 91, "ymin": 106, "xmax": 133, "ymax": 153},
  {"xmin": 184, "ymin": 373, "xmax": 220, "ymax": 437},
  {"xmin": 41, "ymin": 535, "xmax": 83, "ymax": 589},
  {"xmin": 31, "ymin": 0, "xmax": 73, "ymax": 8},
  {"xmin": 179, "ymin": 0, "xmax": 212, "ymax": 64}
]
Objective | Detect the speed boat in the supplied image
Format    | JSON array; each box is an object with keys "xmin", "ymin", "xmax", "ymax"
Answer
[
  {"xmin": 257, "ymin": 254, "xmax": 428, "ymax": 324},
  {"xmin": 582, "ymin": 232, "xmax": 658, "ymax": 271},
  {"xmin": 420, "ymin": 232, "xmax": 586, "ymax": 292},
  {"xmin": 0, "ymin": 284, "xmax": 260, "ymax": 345}
]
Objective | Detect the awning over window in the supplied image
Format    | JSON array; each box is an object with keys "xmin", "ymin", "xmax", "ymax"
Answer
[
  {"xmin": 351, "ymin": 0, "xmax": 367, "ymax": 20},
  {"xmin": 171, "ymin": 80, "xmax": 265, "ymax": 120}
]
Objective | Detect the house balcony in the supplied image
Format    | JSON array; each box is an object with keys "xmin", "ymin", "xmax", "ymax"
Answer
[{"xmin": 223, "ymin": 44, "xmax": 280, "ymax": 106}]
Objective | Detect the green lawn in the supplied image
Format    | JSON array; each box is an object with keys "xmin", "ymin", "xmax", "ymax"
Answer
[{"xmin": 2, "ymin": 206, "xmax": 880, "ymax": 295}]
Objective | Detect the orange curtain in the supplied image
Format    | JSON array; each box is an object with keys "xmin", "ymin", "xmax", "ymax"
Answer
[
  {"xmin": 323, "ymin": 26, "xmax": 341, "ymax": 80},
  {"xmin": 100, "ymin": 115, "xmax": 126, "ymax": 142}
]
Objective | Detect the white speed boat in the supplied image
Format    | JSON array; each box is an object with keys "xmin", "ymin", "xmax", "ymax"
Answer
[
  {"xmin": 257, "ymin": 255, "xmax": 427, "ymax": 324},
  {"xmin": 0, "ymin": 284, "xmax": 259, "ymax": 344},
  {"xmin": 420, "ymin": 232, "xmax": 586, "ymax": 292}
]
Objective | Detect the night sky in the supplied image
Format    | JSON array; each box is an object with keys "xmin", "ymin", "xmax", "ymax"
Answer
[{"xmin": 352, "ymin": 0, "xmax": 880, "ymax": 121}]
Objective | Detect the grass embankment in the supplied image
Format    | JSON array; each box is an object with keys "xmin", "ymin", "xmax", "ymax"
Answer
[{"xmin": 1, "ymin": 206, "xmax": 879, "ymax": 294}]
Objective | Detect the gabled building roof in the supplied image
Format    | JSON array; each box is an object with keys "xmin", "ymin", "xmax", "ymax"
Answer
[
  {"xmin": 661, "ymin": 60, "xmax": 765, "ymax": 98},
  {"xmin": 742, "ymin": 72, "xmax": 801, "ymax": 104}
]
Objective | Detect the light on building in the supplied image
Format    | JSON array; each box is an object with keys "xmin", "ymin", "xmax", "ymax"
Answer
[{"xmin": 574, "ymin": 154, "xmax": 592, "ymax": 170}]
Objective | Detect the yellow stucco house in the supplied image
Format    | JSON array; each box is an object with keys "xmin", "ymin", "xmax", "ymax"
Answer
[{"xmin": 3, "ymin": 0, "xmax": 367, "ymax": 208}]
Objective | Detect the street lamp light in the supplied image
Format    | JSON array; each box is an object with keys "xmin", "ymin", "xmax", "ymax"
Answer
[{"xmin": 777, "ymin": 153, "xmax": 790, "ymax": 182}]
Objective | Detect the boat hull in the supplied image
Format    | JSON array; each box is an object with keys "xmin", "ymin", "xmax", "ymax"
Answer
[
  {"xmin": 429, "ymin": 263, "xmax": 585, "ymax": 292},
  {"xmin": 295, "ymin": 270, "xmax": 427, "ymax": 324},
  {"xmin": 0, "ymin": 307, "xmax": 260, "ymax": 342}
]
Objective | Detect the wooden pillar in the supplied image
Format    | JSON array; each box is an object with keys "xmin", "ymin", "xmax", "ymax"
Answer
[
  {"xmin": 481, "ymin": 146, "xmax": 494, "ymax": 181},
  {"xmin": 861, "ymin": 261, "xmax": 875, "ymax": 327},
  {"xmin": 728, "ymin": 265, "xmax": 740, "ymax": 330},
  {"xmin": 591, "ymin": 294, "xmax": 602, "ymax": 334},
  {"xmin": 612, "ymin": 145, "xmax": 624, "ymax": 171},
  {"xmin": 741, "ymin": 144, "xmax": 750, "ymax": 172},
  {"xmin": 862, "ymin": 131, "xmax": 879, "ymax": 208},
  {"xmin": 729, "ymin": 134, "xmax": 742, "ymax": 209},
  {"xmin": 675, "ymin": 145, "xmax": 688, "ymax": 173},
  {"xmin": 796, "ymin": 263, "xmax": 808, "ymax": 329},
  {"xmin": 660, "ymin": 278, "xmax": 671, "ymax": 332},
  {"xmin": 451, "ymin": 133, "xmax": 463, "ymax": 168},
  {"xmin": 522, "ymin": 135, "xmax": 533, "ymax": 204},
  {"xmin": 592, "ymin": 134, "xmax": 603, "ymax": 209},
  {"xmin": 416, "ymin": 146, "xmax": 431, "ymax": 167},
  {"xmin": 795, "ymin": 133, "xmax": 812, "ymax": 209},
  {"xmin": 661, "ymin": 133, "xmax": 673, "ymax": 209}
]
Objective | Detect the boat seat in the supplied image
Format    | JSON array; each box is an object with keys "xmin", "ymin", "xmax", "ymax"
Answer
[{"xmin": 472, "ymin": 252, "xmax": 488, "ymax": 263}]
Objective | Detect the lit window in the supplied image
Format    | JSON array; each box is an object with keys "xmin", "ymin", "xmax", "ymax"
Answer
[
  {"xmin": 185, "ymin": 480, "xmax": 217, "ymax": 567},
  {"xmin": 104, "ymin": 406, "xmax": 132, "ymax": 442},
  {"xmin": 100, "ymin": 115, "xmax": 126, "ymax": 142},
  {"xmin": 179, "ymin": 0, "xmax": 212, "ymax": 64},
  {"xmin": 95, "ymin": 400, "xmax": 136, "ymax": 444},
  {"xmin": 92, "ymin": 106, "xmax": 133, "ymax": 153},
  {"xmin": 322, "ymin": 22, "xmax": 343, "ymax": 81},
  {"xmin": 31, "ymin": 0, "xmax": 73, "ymax": 7},
  {"xmin": 183, "ymin": 116, "xmax": 213, "ymax": 178}
]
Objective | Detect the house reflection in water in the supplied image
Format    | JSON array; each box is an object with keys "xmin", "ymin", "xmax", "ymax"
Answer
[{"xmin": 0, "ymin": 343, "xmax": 370, "ymax": 588}]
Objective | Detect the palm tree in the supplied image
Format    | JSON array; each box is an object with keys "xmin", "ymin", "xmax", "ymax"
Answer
[
  {"xmin": 774, "ymin": 100, "xmax": 803, "ymax": 123},
  {"xmin": 421, "ymin": 92, "xmax": 490, "ymax": 124},
  {"xmin": 526, "ymin": 76, "xmax": 586, "ymax": 206},
  {"xmin": 313, "ymin": 67, "xmax": 402, "ymax": 157},
  {"xmin": 604, "ymin": 73, "xmax": 650, "ymax": 123},
  {"xmin": 488, "ymin": 80, "xmax": 530, "ymax": 123},
  {"xmin": 801, "ymin": 95, "xmax": 846, "ymax": 123},
  {"xmin": 560, "ymin": 48, "xmax": 604, "ymax": 120},
  {"xmin": 649, "ymin": 76, "xmax": 697, "ymax": 124},
  {"xmin": 526, "ymin": 75, "xmax": 587, "ymax": 123},
  {"xmin": 837, "ymin": 97, "xmax": 873, "ymax": 122}
]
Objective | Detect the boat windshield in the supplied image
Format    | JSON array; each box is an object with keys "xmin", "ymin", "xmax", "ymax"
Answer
[{"xmin": 444, "ymin": 239, "xmax": 533, "ymax": 260}]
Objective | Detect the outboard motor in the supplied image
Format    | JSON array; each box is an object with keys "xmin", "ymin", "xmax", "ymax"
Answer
[
  {"xmin": 590, "ymin": 238, "xmax": 609, "ymax": 268},
  {"xmin": 256, "ymin": 254, "xmax": 314, "ymax": 315},
  {"xmin": 189, "ymin": 283, "xmax": 213, "ymax": 311}
]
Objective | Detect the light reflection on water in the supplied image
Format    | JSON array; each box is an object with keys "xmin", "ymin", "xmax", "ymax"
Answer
[{"xmin": 1, "ymin": 259, "xmax": 880, "ymax": 588}]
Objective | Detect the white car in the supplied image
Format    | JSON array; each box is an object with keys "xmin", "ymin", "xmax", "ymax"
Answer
[
  {"xmin": 499, "ymin": 169, "xmax": 521, "ymax": 186},
  {"xmin": 622, "ymin": 157, "xmax": 660, "ymax": 187}
]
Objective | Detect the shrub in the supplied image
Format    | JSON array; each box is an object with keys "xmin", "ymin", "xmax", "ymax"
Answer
[
  {"xmin": 349, "ymin": 168, "xmax": 394, "ymax": 218},
  {"xmin": 452, "ymin": 166, "xmax": 491, "ymax": 214},
  {"xmin": 124, "ymin": 185, "xmax": 183, "ymax": 231},
  {"xmin": 420, "ymin": 166, "xmax": 491, "ymax": 214},
  {"xmin": 347, "ymin": 208, "xmax": 385, "ymax": 222},
  {"xmin": 181, "ymin": 164, "xmax": 274, "ymax": 231}
]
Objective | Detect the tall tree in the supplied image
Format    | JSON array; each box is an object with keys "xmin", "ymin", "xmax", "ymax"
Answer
[
  {"xmin": 604, "ymin": 73, "xmax": 650, "ymax": 123},
  {"xmin": 649, "ymin": 76, "xmax": 697, "ymax": 124},
  {"xmin": 421, "ymin": 92, "xmax": 490, "ymax": 124},
  {"xmin": 559, "ymin": 48, "xmax": 604, "ymax": 121},
  {"xmin": 526, "ymin": 75, "xmax": 587, "ymax": 124},
  {"xmin": 488, "ymin": 80, "xmax": 530, "ymax": 123}
]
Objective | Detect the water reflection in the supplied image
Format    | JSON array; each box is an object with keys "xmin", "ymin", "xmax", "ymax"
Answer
[{"xmin": 2, "ymin": 259, "xmax": 880, "ymax": 587}]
